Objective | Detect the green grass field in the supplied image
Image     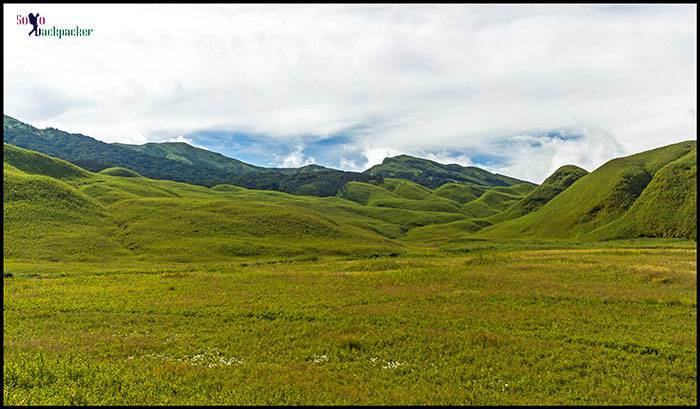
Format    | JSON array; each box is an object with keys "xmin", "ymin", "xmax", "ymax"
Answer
[
  {"xmin": 3, "ymin": 243, "xmax": 696, "ymax": 405},
  {"xmin": 3, "ymin": 142, "xmax": 697, "ymax": 405}
]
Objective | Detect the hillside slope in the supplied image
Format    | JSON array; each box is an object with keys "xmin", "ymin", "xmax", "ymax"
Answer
[
  {"xmin": 114, "ymin": 141, "xmax": 259, "ymax": 173},
  {"xmin": 366, "ymin": 154, "xmax": 533, "ymax": 189},
  {"xmin": 587, "ymin": 148, "xmax": 697, "ymax": 240},
  {"xmin": 4, "ymin": 144, "xmax": 91, "ymax": 180},
  {"xmin": 337, "ymin": 178, "xmax": 522, "ymax": 215},
  {"xmin": 488, "ymin": 165, "xmax": 589, "ymax": 223},
  {"xmin": 461, "ymin": 190, "xmax": 523, "ymax": 218},
  {"xmin": 433, "ymin": 182, "xmax": 486, "ymax": 204},
  {"xmin": 3, "ymin": 152, "xmax": 117, "ymax": 260},
  {"xmin": 477, "ymin": 141, "xmax": 697, "ymax": 240}
]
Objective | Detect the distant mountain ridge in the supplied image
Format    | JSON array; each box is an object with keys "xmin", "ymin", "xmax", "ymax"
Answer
[
  {"xmin": 3, "ymin": 115, "xmax": 532, "ymax": 196},
  {"xmin": 3, "ymin": 115, "xmax": 376, "ymax": 196},
  {"xmin": 114, "ymin": 141, "xmax": 262, "ymax": 173},
  {"xmin": 366, "ymin": 155, "xmax": 530, "ymax": 189}
]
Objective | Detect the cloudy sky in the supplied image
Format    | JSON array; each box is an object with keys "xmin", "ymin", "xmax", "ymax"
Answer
[{"xmin": 3, "ymin": 4, "xmax": 696, "ymax": 182}]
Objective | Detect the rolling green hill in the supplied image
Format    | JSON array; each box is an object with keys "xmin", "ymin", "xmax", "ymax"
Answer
[
  {"xmin": 433, "ymin": 182, "xmax": 486, "ymax": 204},
  {"xmin": 5, "ymin": 143, "xmax": 477, "ymax": 262},
  {"xmin": 3, "ymin": 144, "xmax": 91, "ymax": 180},
  {"xmin": 404, "ymin": 218, "xmax": 494, "ymax": 243},
  {"xmin": 477, "ymin": 141, "xmax": 697, "ymax": 240},
  {"xmin": 4, "ymin": 148, "xmax": 116, "ymax": 260},
  {"xmin": 366, "ymin": 154, "xmax": 534, "ymax": 189},
  {"xmin": 490, "ymin": 183, "xmax": 538, "ymax": 196},
  {"xmin": 338, "ymin": 181, "xmax": 401, "ymax": 205},
  {"xmin": 488, "ymin": 165, "xmax": 589, "ymax": 223},
  {"xmin": 382, "ymin": 178, "xmax": 434, "ymax": 200},
  {"xmin": 587, "ymin": 148, "xmax": 697, "ymax": 240},
  {"xmin": 461, "ymin": 189, "xmax": 526, "ymax": 218},
  {"xmin": 98, "ymin": 167, "xmax": 143, "ymax": 178},
  {"xmin": 339, "ymin": 178, "xmax": 481, "ymax": 214}
]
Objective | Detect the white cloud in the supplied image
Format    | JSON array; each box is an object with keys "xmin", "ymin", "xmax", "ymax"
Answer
[
  {"xmin": 167, "ymin": 135, "xmax": 207, "ymax": 149},
  {"xmin": 424, "ymin": 152, "xmax": 474, "ymax": 167},
  {"xmin": 168, "ymin": 135, "xmax": 189, "ymax": 144},
  {"xmin": 487, "ymin": 123, "xmax": 626, "ymax": 183},
  {"xmin": 361, "ymin": 147, "xmax": 404, "ymax": 169},
  {"xmin": 338, "ymin": 157, "xmax": 365, "ymax": 172},
  {"xmin": 3, "ymin": 4, "xmax": 696, "ymax": 182},
  {"xmin": 281, "ymin": 147, "xmax": 315, "ymax": 168}
]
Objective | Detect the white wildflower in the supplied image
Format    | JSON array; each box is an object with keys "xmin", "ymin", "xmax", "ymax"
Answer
[
  {"xmin": 311, "ymin": 354, "xmax": 328, "ymax": 363},
  {"xmin": 382, "ymin": 360, "xmax": 403, "ymax": 369}
]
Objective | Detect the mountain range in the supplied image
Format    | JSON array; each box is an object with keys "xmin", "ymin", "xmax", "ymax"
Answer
[{"xmin": 3, "ymin": 115, "xmax": 530, "ymax": 197}]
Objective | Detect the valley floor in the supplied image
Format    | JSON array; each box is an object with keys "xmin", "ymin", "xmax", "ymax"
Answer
[{"xmin": 3, "ymin": 241, "xmax": 697, "ymax": 405}]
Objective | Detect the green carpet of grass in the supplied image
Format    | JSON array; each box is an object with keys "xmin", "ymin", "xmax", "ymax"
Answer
[{"xmin": 3, "ymin": 244, "xmax": 696, "ymax": 405}]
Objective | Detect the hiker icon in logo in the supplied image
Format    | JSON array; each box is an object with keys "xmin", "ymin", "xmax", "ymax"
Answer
[{"xmin": 28, "ymin": 13, "xmax": 40, "ymax": 36}]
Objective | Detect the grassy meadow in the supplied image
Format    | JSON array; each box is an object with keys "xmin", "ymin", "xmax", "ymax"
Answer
[
  {"xmin": 3, "ymin": 143, "xmax": 697, "ymax": 405},
  {"xmin": 3, "ymin": 242, "xmax": 697, "ymax": 405}
]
